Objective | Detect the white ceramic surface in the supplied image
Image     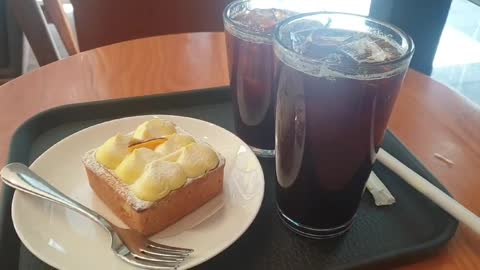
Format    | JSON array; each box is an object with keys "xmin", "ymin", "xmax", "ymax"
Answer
[{"xmin": 11, "ymin": 115, "xmax": 265, "ymax": 269}]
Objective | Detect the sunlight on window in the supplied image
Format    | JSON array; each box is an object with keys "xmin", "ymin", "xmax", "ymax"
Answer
[
  {"xmin": 433, "ymin": 25, "xmax": 480, "ymax": 67},
  {"xmin": 63, "ymin": 3, "xmax": 74, "ymax": 14}
]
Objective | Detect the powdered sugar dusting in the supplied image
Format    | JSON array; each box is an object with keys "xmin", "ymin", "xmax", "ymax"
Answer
[
  {"xmin": 144, "ymin": 160, "xmax": 184, "ymax": 183},
  {"xmin": 82, "ymin": 123, "xmax": 225, "ymax": 212},
  {"xmin": 83, "ymin": 150, "xmax": 153, "ymax": 211}
]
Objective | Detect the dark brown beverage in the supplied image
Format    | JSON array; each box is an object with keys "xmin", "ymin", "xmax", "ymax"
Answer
[
  {"xmin": 274, "ymin": 13, "xmax": 414, "ymax": 238},
  {"xmin": 223, "ymin": 1, "xmax": 295, "ymax": 157},
  {"xmin": 226, "ymin": 31, "xmax": 275, "ymax": 151}
]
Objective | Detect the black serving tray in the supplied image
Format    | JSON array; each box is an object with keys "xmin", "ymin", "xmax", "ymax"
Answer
[{"xmin": 0, "ymin": 86, "xmax": 458, "ymax": 269}]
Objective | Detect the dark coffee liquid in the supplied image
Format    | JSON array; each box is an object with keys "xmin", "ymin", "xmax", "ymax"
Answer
[
  {"xmin": 225, "ymin": 8, "xmax": 295, "ymax": 150},
  {"xmin": 275, "ymin": 29, "xmax": 406, "ymax": 229},
  {"xmin": 226, "ymin": 31, "xmax": 275, "ymax": 149}
]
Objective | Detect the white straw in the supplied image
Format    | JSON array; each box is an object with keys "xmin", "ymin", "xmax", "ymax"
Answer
[{"xmin": 377, "ymin": 148, "xmax": 480, "ymax": 235}]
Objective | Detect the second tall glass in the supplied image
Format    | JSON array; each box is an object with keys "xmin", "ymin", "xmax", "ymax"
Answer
[
  {"xmin": 274, "ymin": 12, "xmax": 414, "ymax": 238},
  {"xmin": 223, "ymin": 0, "xmax": 296, "ymax": 157}
]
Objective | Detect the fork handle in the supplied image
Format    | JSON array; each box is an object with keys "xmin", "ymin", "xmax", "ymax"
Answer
[{"xmin": 1, "ymin": 163, "xmax": 114, "ymax": 232}]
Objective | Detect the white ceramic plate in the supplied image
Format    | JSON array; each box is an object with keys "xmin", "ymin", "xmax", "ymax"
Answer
[{"xmin": 11, "ymin": 115, "xmax": 265, "ymax": 269}]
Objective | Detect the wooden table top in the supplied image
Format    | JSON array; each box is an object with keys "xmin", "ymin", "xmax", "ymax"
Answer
[{"xmin": 0, "ymin": 32, "xmax": 479, "ymax": 269}]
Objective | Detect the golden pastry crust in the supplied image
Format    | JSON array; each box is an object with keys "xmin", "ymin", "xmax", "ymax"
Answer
[
  {"xmin": 82, "ymin": 125, "xmax": 225, "ymax": 235},
  {"xmin": 83, "ymin": 157, "xmax": 224, "ymax": 235}
]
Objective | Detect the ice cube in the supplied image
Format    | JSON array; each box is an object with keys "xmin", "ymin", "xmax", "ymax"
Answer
[
  {"xmin": 373, "ymin": 38, "xmax": 403, "ymax": 61},
  {"xmin": 309, "ymin": 29, "xmax": 353, "ymax": 47},
  {"xmin": 339, "ymin": 36, "xmax": 389, "ymax": 64},
  {"xmin": 289, "ymin": 28, "xmax": 353, "ymax": 59},
  {"xmin": 233, "ymin": 8, "xmax": 294, "ymax": 33},
  {"xmin": 287, "ymin": 23, "xmax": 326, "ymax": 54},
  {"xmin": 289, "ymin": 28, "xmax": 314, "ymax": 54},
  {"xmin": 250, "ymin": 9, "xmax": 278, "ymax": 29},
  {"xmin": 272, "ymin": 8, "xmax": 296, "ymax": 22}
]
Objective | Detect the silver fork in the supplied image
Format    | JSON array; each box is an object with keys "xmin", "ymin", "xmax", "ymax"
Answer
[{"xmin": 1, "ymin": 163, "xmax": 193, "ymax": 269}]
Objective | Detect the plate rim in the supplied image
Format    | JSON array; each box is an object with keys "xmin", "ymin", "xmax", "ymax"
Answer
[{"xmin": 11, "ymin": 114, "xmax": 265, "ymax": 269}]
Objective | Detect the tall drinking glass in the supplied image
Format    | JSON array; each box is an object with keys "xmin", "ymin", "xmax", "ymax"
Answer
[
  {"xmin": 223, "ymin": 0, "xmax": 297, "ymax": 157},
  {"xmin": 274, "ymin": 12, "xmax": 414, "ymax": 238}
]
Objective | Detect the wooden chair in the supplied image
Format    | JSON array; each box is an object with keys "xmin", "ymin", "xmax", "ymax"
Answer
[
  {"xmin": 12, "ymin": 0, "xmax": 231, "ymax": 66},
  {"xmin": 10, "ymin": 0, "xmax": 78, "ymax": 66},
  {"xmin": 70, "ymin": 0, "xmax": 231, "ymax": 51},
  {"xmin": 0, "ymin": 0, "xmax": 22, "ymax": 82}
]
